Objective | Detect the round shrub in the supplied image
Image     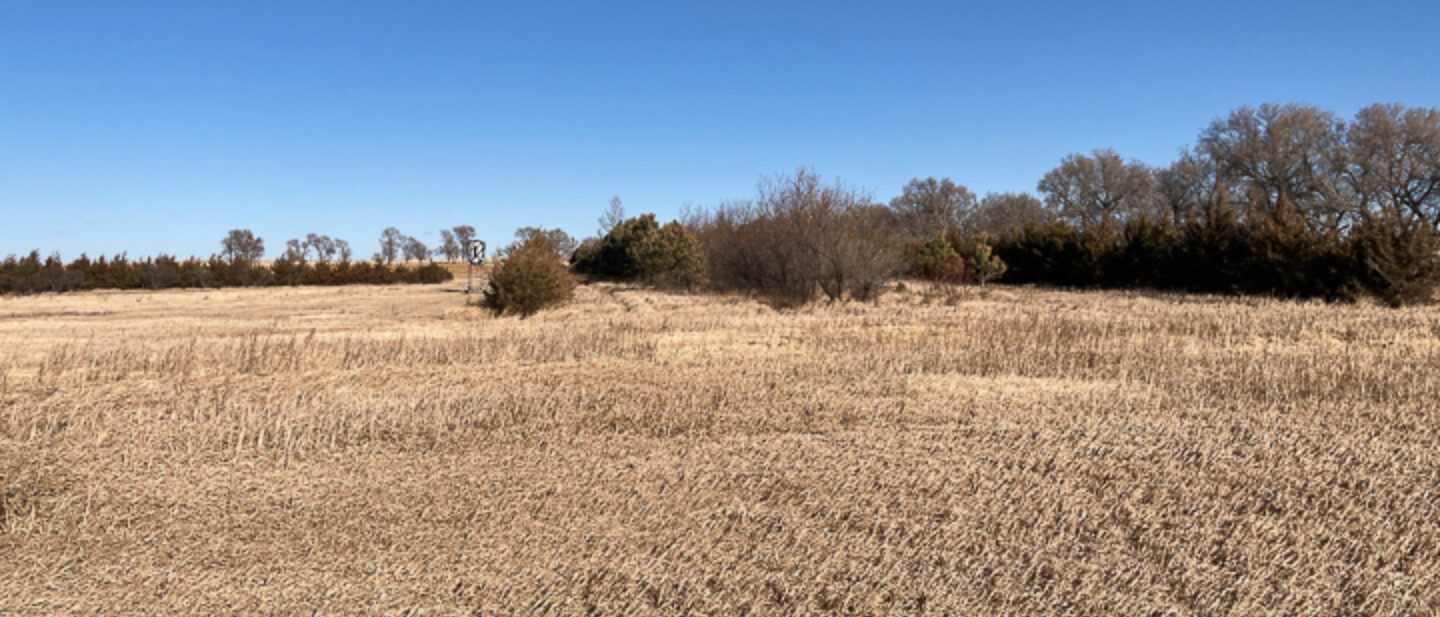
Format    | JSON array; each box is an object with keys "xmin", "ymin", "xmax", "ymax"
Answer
[
  {"xmin": 483, "ymin": 234, "xmax": 576, "ymax": 317},
  {"xmin": 572, "ymin": 214, "xmax": 708, "ymax": 290}
]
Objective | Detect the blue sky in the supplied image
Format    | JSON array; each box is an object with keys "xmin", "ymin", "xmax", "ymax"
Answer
[{"xmin": 3, "ymin": 0, "xmax": 1438, "ymax": 259}]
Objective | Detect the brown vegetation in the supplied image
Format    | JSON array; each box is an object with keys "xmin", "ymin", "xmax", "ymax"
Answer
[
  {"xmin": 484, "ymin": 233, "xmax": 578, "ymax": 317},
  {"xmin": 2, "ymin": 282, "xmax": 1439, "ymax": 615},
  {"xmin": 689, "ymin": 169, "xmax": 903, "ymax": 305}
]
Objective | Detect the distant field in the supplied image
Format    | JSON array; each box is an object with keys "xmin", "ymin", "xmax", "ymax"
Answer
[{"xmin": 2, "ymin": 281, "xmax": 1438, "ymax": 615}]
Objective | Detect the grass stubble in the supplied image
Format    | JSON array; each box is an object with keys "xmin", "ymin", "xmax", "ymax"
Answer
[{"xmin": 1, "ymin": 281, "xmax": 1437, "ymax": 615}]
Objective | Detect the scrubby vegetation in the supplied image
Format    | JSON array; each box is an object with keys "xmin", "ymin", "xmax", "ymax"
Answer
[
  {"xmin": 685, "ymin": 170, "xmax": 902, "ymax": 305},
  {"xmin": 555, "ymin": 104, "xmax": 1437, "ymax": 310},
  {"xmin": 678, "ymin": 102, "xmax": 1440, "ymax": 306},
  {"xmin": 483, "ymin": 232, "xmax": 577, "ymax": 316}
]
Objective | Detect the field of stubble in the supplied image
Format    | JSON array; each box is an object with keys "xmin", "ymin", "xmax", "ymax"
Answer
[{"xmin": 2, "ymin": 280, "xmax": 1438, "ymax": 616}]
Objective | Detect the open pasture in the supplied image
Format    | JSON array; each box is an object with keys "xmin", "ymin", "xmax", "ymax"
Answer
[{"xmin": 2, "ymin": 282, "xmax": 1438, "ymax": 615}]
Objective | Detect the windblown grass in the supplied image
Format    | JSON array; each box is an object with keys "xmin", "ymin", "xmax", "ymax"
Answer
[{"xmin": 1, "ymin": 282, "xmax": 1437, "ymax": 615}]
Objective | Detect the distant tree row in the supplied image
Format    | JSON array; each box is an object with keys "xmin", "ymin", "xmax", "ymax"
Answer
[
  {"xmin": 0, "ymin": 227, "xmax": 458, "ymax": 294},
  {"xmin": 702, "ymin": 102, "xmax": 1440, "ymax": 306},
  {"xmin": 224, "ymin": 225, "xmax": 484, "ymax": 266},
  {"xmin": 0, "ymin": 251, "xmax": 451, "ymax": 294},
  {"xmin": 26, "ymin": 101, "xmax": 1437, "ymax": 307},
  {"xmin": 869, "ymin": 103, "xmax": 1440, "ymax": 243},
  {"xmin": 277, "ymin": 233, "xmax": 352, "ymax": 263},
  {"xmin": 2, "ymin": 224, "xmax": 493, "ymax": 295}
]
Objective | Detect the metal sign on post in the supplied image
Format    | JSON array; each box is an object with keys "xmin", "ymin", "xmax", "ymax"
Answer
[{"xmin": 465, "ymin": 240, "xmax": 486, "ymax": 293}]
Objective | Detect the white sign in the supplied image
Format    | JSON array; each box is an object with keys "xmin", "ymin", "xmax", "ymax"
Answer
[{"xmin": 466, "ymin": 239, "xmax": 487, "ymax": 265}]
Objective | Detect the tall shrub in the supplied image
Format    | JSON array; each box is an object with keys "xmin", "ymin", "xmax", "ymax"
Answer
[
  {"xmin": 690, "ymin": 170, "xmax": 903, "ymax": 304},
  {"xmin": 573, "ymin": 214, "xmax": 708, "ymax": 290},
  {"xmin": 485, "ymin": 234, "xmax": 576, "ymax": 317},
  {"xmin": 1352, "ymin": 218, "xmax": 1440, "ymax": 306},
  {"xmin": 911, "ymin": 234, "xmax": 965, "ymax": 283}
]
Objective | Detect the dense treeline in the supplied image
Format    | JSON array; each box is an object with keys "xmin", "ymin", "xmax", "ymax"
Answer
[
  {"xmin": 662, "ymin": 102, "xmax": 1440, "ymax": 306},
  {"xmin": 988, "ymin": 213, "xmax": 1434, "ymax": 304},
  {"xmin": 0, "ymin": 251, "xmax": 451, "ymax": 295},
  {"xmin": 984, "ymin": 103, "xmax": 1440, "ymax": 305}
]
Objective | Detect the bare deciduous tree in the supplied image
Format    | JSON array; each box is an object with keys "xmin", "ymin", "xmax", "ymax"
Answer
[
  {"xmin": 515, "ymin": 227, "xmax": 578, "ymax": 259},
  {"xmin": 972, "ymin": 191, "xmax": 1047, "ymax": 238},
  {"xmin": 376, "ymin": 227, "xmax": 405, "ymax": 264},
  {"xmin": 889, "ymin": 177, "xmax": 978, "ymax": 240},
  {"xmin": 402, "ymin": 236, "xmax": 429, "ymax": 262},
  {"xmin": 220, "ymin": 229, "xmax": 265, "ymax": 262},
  {"xmin": 710, "ymin": 168, "xmax": 902, "ymax": 302},
  {"xmin": 1155, "ymin": 150, "xmax": 1211, "ymax": 226},
  {"xmin": 280, "ymin": 238, "xmax": 306, "ymax": 262},
  {"xmin": 1339, "ymin": 103, "xmax": 1440, "ymax": 231},
  {"xmin": 451, "ymin": 226, "xmax": 476, "ymax": 256},
  {"xmin": 1199, "ymin": 103, "xmax": 1346, "ymax": 232},
  {"xmin": 302, "ymin": 233, "xmax": 337, "ymax": 262},
  {"xmin": 439, "ymin": 230, "xmax": 460, "ymax": 261},
  {"xmin": 599, "ymin": 196, "xmax": 625, "ymax": 236},
  {"xmin": 1037, "ymin": 149, "xmax": 1156, "ymax": 234}
]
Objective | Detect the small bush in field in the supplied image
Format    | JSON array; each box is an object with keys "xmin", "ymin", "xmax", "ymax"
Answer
[
  {"xmin": 911, "ymin": 234, "xmax": 965, "ymax": 283},
  {"xmin": 484, "ymin": 234, "xmax": 576, "ymax": 317},
  {"xmin": 961, "ymin": 233, "xmax": 1007, "ymax": 287}
]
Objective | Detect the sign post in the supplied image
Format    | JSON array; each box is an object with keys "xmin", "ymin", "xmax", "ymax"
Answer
[{"xmin": 465, "ymin": 239, "xmax": 486, "ymax": 293}]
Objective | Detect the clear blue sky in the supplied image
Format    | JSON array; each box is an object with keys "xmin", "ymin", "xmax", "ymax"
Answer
[{"xmin": 3, "ymin": 0, "xmax": 1437, "ymax": 259}]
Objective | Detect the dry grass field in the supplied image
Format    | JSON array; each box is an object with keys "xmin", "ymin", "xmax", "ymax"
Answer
[{"xmin": 2, "ymin": 280, "xmax": 1438, "ymax": 615}]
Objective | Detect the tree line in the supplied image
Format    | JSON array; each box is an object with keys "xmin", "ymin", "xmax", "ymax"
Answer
[
  {"xmin": 988, "ymin": 102, "xmax": 1440, "ymax": 305},
  {"xmin": 863, "ymin": 102, "xmax": 1440, "ymax": 306},
  {"xmin": 11, "ymin": 101, "xmax": 1439, "ymax": 306},
  {"xmin": 275, "ymin": 225, "xmax": 483, "ymax": 264},
  {"xmin": 491, "ymin": 101, "xmax": 1440, "ymax": 314},
  {"xmin": 0, "ymin": 227, "xmax": 468, "ymax": 294}
]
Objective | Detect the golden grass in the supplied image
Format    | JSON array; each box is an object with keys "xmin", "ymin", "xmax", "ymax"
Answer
[{"xmin": 2, "ymin": 281, "xmax": 1438, "ymax": 615}]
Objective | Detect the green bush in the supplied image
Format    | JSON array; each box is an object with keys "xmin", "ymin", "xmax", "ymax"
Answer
[
  {"xmin": 484, "ymin": 234, "xmax": 577, "ymax": 317},
  {"xmin": 910, "ymin": 234, "xmax": 965, "ymax": 283},
  {"xmin": 1106, "ymin": 217, "xmax": 1176, "ymax": 288},
  {"xmin": 992, "ymin": 222, "xmax": 1094, "ymax": 286},
  {"xmin": 959, "ymin": 232, "xmax": 1007, "ymax": 286},
  {"xmin": 572, "ymin": 214, "xmax": 708, "ymax": 290}
]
